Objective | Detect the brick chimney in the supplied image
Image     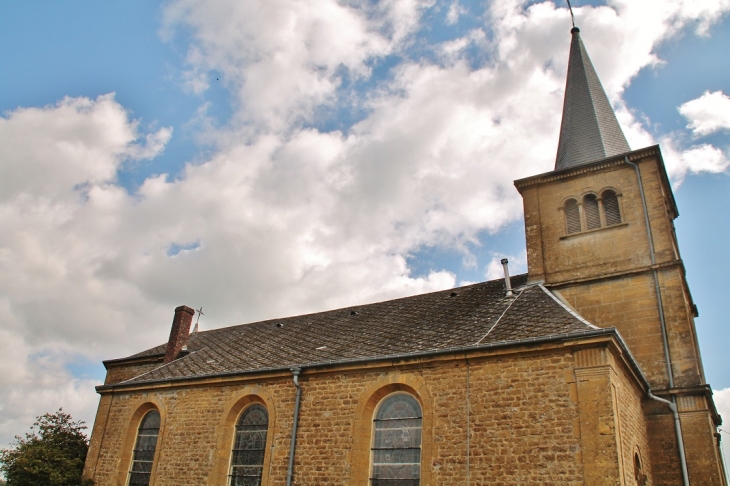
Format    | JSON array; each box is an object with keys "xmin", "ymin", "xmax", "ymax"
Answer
[{"xmin": 164, "ymin": 305, "xmax": 195, "ymax": 364}]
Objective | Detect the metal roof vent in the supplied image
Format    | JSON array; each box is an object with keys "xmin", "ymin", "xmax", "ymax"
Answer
[
  {"xmin": 450, "ymin": 292, "xmax": 458, "ymax": 297},
  {"xmin": 350, "ymin": 311, "xmax": 358, "ymax": 316},
  {"xmin": 501, "ymin": 258, "xmax": 513, "ymax": 297},
  {"xmin": 275, "ymin": 323, "xmax": 284, "ymax": 328}
]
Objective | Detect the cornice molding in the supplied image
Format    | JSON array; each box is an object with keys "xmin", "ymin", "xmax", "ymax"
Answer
[{"xmin": 514, "ymin": 145, "xmax": 660, "ymax": 191}]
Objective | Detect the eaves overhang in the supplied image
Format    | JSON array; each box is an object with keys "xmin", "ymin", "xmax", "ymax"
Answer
[{"xmin": 102, "ymin": 353, "xmax": 165, "ymax": 369}]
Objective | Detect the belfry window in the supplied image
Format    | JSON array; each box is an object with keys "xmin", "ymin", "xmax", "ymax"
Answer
[
  {"xmin": 564, "ymin": 198, "xmax": 581, "ymax": 234},
  {"xmin": 583, "ymin": 194, "xmax": 601, "ymax": 230},
  {"xmin": 129, "ymin": 410, "xmax": 160, "ymax": 486},
  {"xmin": 564, "ymin": 190, "xmax": 622, "ymax": 236},
  {"xmin": 602, "ymin": 190, "xmax": 621, "ymax": 225},
  {"xmin": 370, "ymin": 393, "xmax": 422, "ymax": 486},
  {"xmin": 230, "ymin": 404, "xmax": 268, "ymax": 486}
]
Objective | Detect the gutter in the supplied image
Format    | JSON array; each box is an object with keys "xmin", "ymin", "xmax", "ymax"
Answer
[
  {"xmin": 625, "ymin": 156, "xmax": 690, "ymax": 486},
  {"xmin": 286, "ymin": 368, "xmax": 302, "ymax": 486}
]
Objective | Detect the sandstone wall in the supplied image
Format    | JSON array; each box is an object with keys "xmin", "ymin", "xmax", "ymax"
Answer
[{"xmin": 85, "ymin": 344, "xmax": 638, "ymax": 485}]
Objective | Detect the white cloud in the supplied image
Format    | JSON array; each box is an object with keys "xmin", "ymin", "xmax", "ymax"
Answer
[
  {"xmin": 0, "ymin": 326, "xmax": 99, "ymax": 445},
  {"xmin": 446, "ymin": 0, "xmax": 467, "ymax": 25},
  {"xmin": 0, "ymin": 94, "xmax": 170, "ymax": 203},
  {"xmin": 660, "ymin": 139, "xmax": 730, "ymax": 186},
  {"xmin": 679, "ymin": 90, "xmax": 730, "ymax": 137},
  {"xmin": 162, "ymin": 0, "xmax": 432, "ymax": 131},
  {"xmin": 485, "ymin": 250, "xmax": 527, "ymax": 281}
]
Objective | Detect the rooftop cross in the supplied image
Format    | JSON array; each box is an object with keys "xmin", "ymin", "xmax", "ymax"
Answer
[{"xmin": 193, "ymin": 306, "xmax": 204, "ymax": 333}]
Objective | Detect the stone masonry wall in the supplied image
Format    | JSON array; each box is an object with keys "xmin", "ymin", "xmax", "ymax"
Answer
[
  {"xmin": 520, "ymin": 155, "xmax": 678, "ymax": 286},
  {"xmin": 613, "ymin": 359, "xmax": 653, "ymax": 485},
  {"xmin": 556, "ymin": 267, "xmax": 702, "ymax": 390},
  {"xmin": 85, "ymin": 346, "xmax": 612, "ymax": 486}
]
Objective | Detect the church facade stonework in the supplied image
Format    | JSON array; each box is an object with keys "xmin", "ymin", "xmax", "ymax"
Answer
[
  {"xmin": 82, "ymin": 28, "xmax": 727, "ymax": 486},
  {"xmin": 516, "ymin": 146, "xmax": 725, "ymax": 484}
]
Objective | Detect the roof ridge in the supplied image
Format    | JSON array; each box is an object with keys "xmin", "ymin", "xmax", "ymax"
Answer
[
  {"xmin": 537, "ymin": 284, "xmax": 598, "ymax": 329},
  {"xmin": 473, "ymin": 286, "xmax": 526, "ymax": 345}
]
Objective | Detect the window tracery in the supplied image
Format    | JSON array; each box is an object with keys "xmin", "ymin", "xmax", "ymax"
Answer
[
  {"xmin": 129, "ymin": 410, "xmax": 160, "ymax": 486},
  {"xmin": 370, "ymin": 393, "xmax": 422, "ymax": 486},
  {"xmin": 229, "ymin": 404, "xmax": 268, "ymax": 486}
]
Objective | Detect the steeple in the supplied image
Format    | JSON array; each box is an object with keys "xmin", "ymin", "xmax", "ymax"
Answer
[{"xmin": 554, "ymin": 27, "xmax": 630, "ymax": 170}]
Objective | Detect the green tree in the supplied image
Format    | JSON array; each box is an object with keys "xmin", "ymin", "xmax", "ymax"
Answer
[{"xmin": 0, "ymin": 409, "xmax": 91, "ymax": 486}]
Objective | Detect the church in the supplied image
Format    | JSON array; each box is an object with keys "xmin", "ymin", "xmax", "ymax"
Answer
[{"xmin": 82, "ymin": 26, "xmax": 727, "ymax": 485}]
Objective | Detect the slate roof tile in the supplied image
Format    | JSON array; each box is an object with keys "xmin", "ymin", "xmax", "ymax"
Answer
[
  {"xmin": 117, "ymin": 274, "xmax": 594, "ymax": 385},
  {"xmin": 555, "ymin": 28, "xmax": 630, "ymax": 170}
]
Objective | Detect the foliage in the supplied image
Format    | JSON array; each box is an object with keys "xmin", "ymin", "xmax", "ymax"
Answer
[{"xmin": 0, "ymin": 409, "xmax": 91, "ymax": 486}]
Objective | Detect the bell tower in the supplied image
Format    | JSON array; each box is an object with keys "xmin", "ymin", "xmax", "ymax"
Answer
[{"xmin": 515, "ymin": 27, "xmax": 726, "ymax": 485}]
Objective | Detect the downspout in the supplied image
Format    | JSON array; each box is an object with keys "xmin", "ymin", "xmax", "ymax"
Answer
[
  {"xmin": 647, "ymin": 391, "xmax": 689, "ymax": 485},
  {"xmin": 465, "ymin": 355, "xmax": 471, "ymax": 486},
  {"xmin": 286, "ymin": 368, "xmax": 302, "ymax": 486},
  {"xmin": 625, "ymin": 156, "xmax": 690, "ymax": 486}
]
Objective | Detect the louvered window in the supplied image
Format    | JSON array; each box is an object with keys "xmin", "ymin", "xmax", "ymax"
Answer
[
  {"xmin": 370, "ymin": 394, "xmax": 422, "ymax": 486},
  {"xmin": 565, "ymin": 199, "xmax": 581, "ymax": 234},
  {"xmin": 129, "ymin": 410, "xmax": 160, "ymax": 486},
  {"xmin": 583, "ymin": 194, "xmax": 601, "ymax": 230},
  {"xmin": 230, "ymin": 404, "xmax": 268, "ymax": 486},
  {"xmin": 602, "ymin": 190, "xmax": 621, "ymax": 225}
]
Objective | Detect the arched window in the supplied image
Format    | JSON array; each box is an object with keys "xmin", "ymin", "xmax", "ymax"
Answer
[
  {"xmin": 564, "ymin": 198, "xmax": 581, "ymax": 234},
  {"xmin": 634, "ymin": 451, "xmax": 647, "ymax": 485},
  {"xmin": 129, "ymin": 410, "xmax": 160, "ymax": 486},
  {"xmin": 230, "ymin": 404, "xmax": 268, "ymax": 486},
  {"xmin": 371, "ymin": 393, "xmax": 422, "ymax": 486},
  {"xmin": 583, "ymin": 194, "xmax": 601, "ymax": 230},
  {"xmin": 602, "ymin": 190, "xmax": 621, "ymax": 226}
]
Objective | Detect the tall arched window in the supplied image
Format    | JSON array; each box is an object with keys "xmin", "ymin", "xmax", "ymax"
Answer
[
  {"xmin": 634, "ymin": 451, "xmax": 647, "ymax": 485},
  {"xmin": 602, "ymin": 190, "xmax": 621, "ymax": 226},
  {"xmin": 564, "ymin": 198, "xmax": 581, "ymax": 234},
  {"xmin": 371, "ymin": 393, "xmax": 422, "ymax": 486},
  {"xmin": 230, "ymin": 404, "xmax": 268, "ymax": 486},
  {"xmin": 129, "ymin": 410, "xmax": 160, "ymax": 486},
  {"xmin": 583, "ymin": 194, "xmax": 601, "ymax": 230}
]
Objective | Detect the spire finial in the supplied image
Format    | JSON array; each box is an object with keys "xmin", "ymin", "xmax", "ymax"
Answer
[{"xmin": 566, "ymin": 0, "xmax": 576, "ymax": 29}]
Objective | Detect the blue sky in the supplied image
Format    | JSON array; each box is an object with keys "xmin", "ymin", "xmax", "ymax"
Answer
[{"xmin": 1, "ymin": 0, "xmax": 729, "ymax": 454}]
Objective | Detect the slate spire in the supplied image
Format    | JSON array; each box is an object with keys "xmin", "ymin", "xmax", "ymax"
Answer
[{"xmin": 554, "ymin": 27, "xmax": 630, "ymax": 170}]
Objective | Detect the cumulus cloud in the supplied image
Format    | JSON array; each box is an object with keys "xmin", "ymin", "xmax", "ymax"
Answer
[
  {"xmin": 2, "ymin": 0, "xmax": 730, "ymax": 446},
  {"xmin": 679, "ymin": 90, "xmax": 730, "ymax": 137},
  {"xmin": 0, "ymin": 94, "xmax": 170, "ymax": 203},
  {"xmin": 661, "ymin": 141, "xmax": 730, "ymax": 186},
  {"xmin": 161, "ymin": 0, "xmax": 432, "ymax": 131},
  {"xmin": 660, "ymin": 91, "xmax": 730, "ymax": 185}
]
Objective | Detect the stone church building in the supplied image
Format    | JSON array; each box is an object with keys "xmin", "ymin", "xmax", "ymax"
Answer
[{"xmin": 83, "ymin": 27, "xmax": 727, "ymax": 485}]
